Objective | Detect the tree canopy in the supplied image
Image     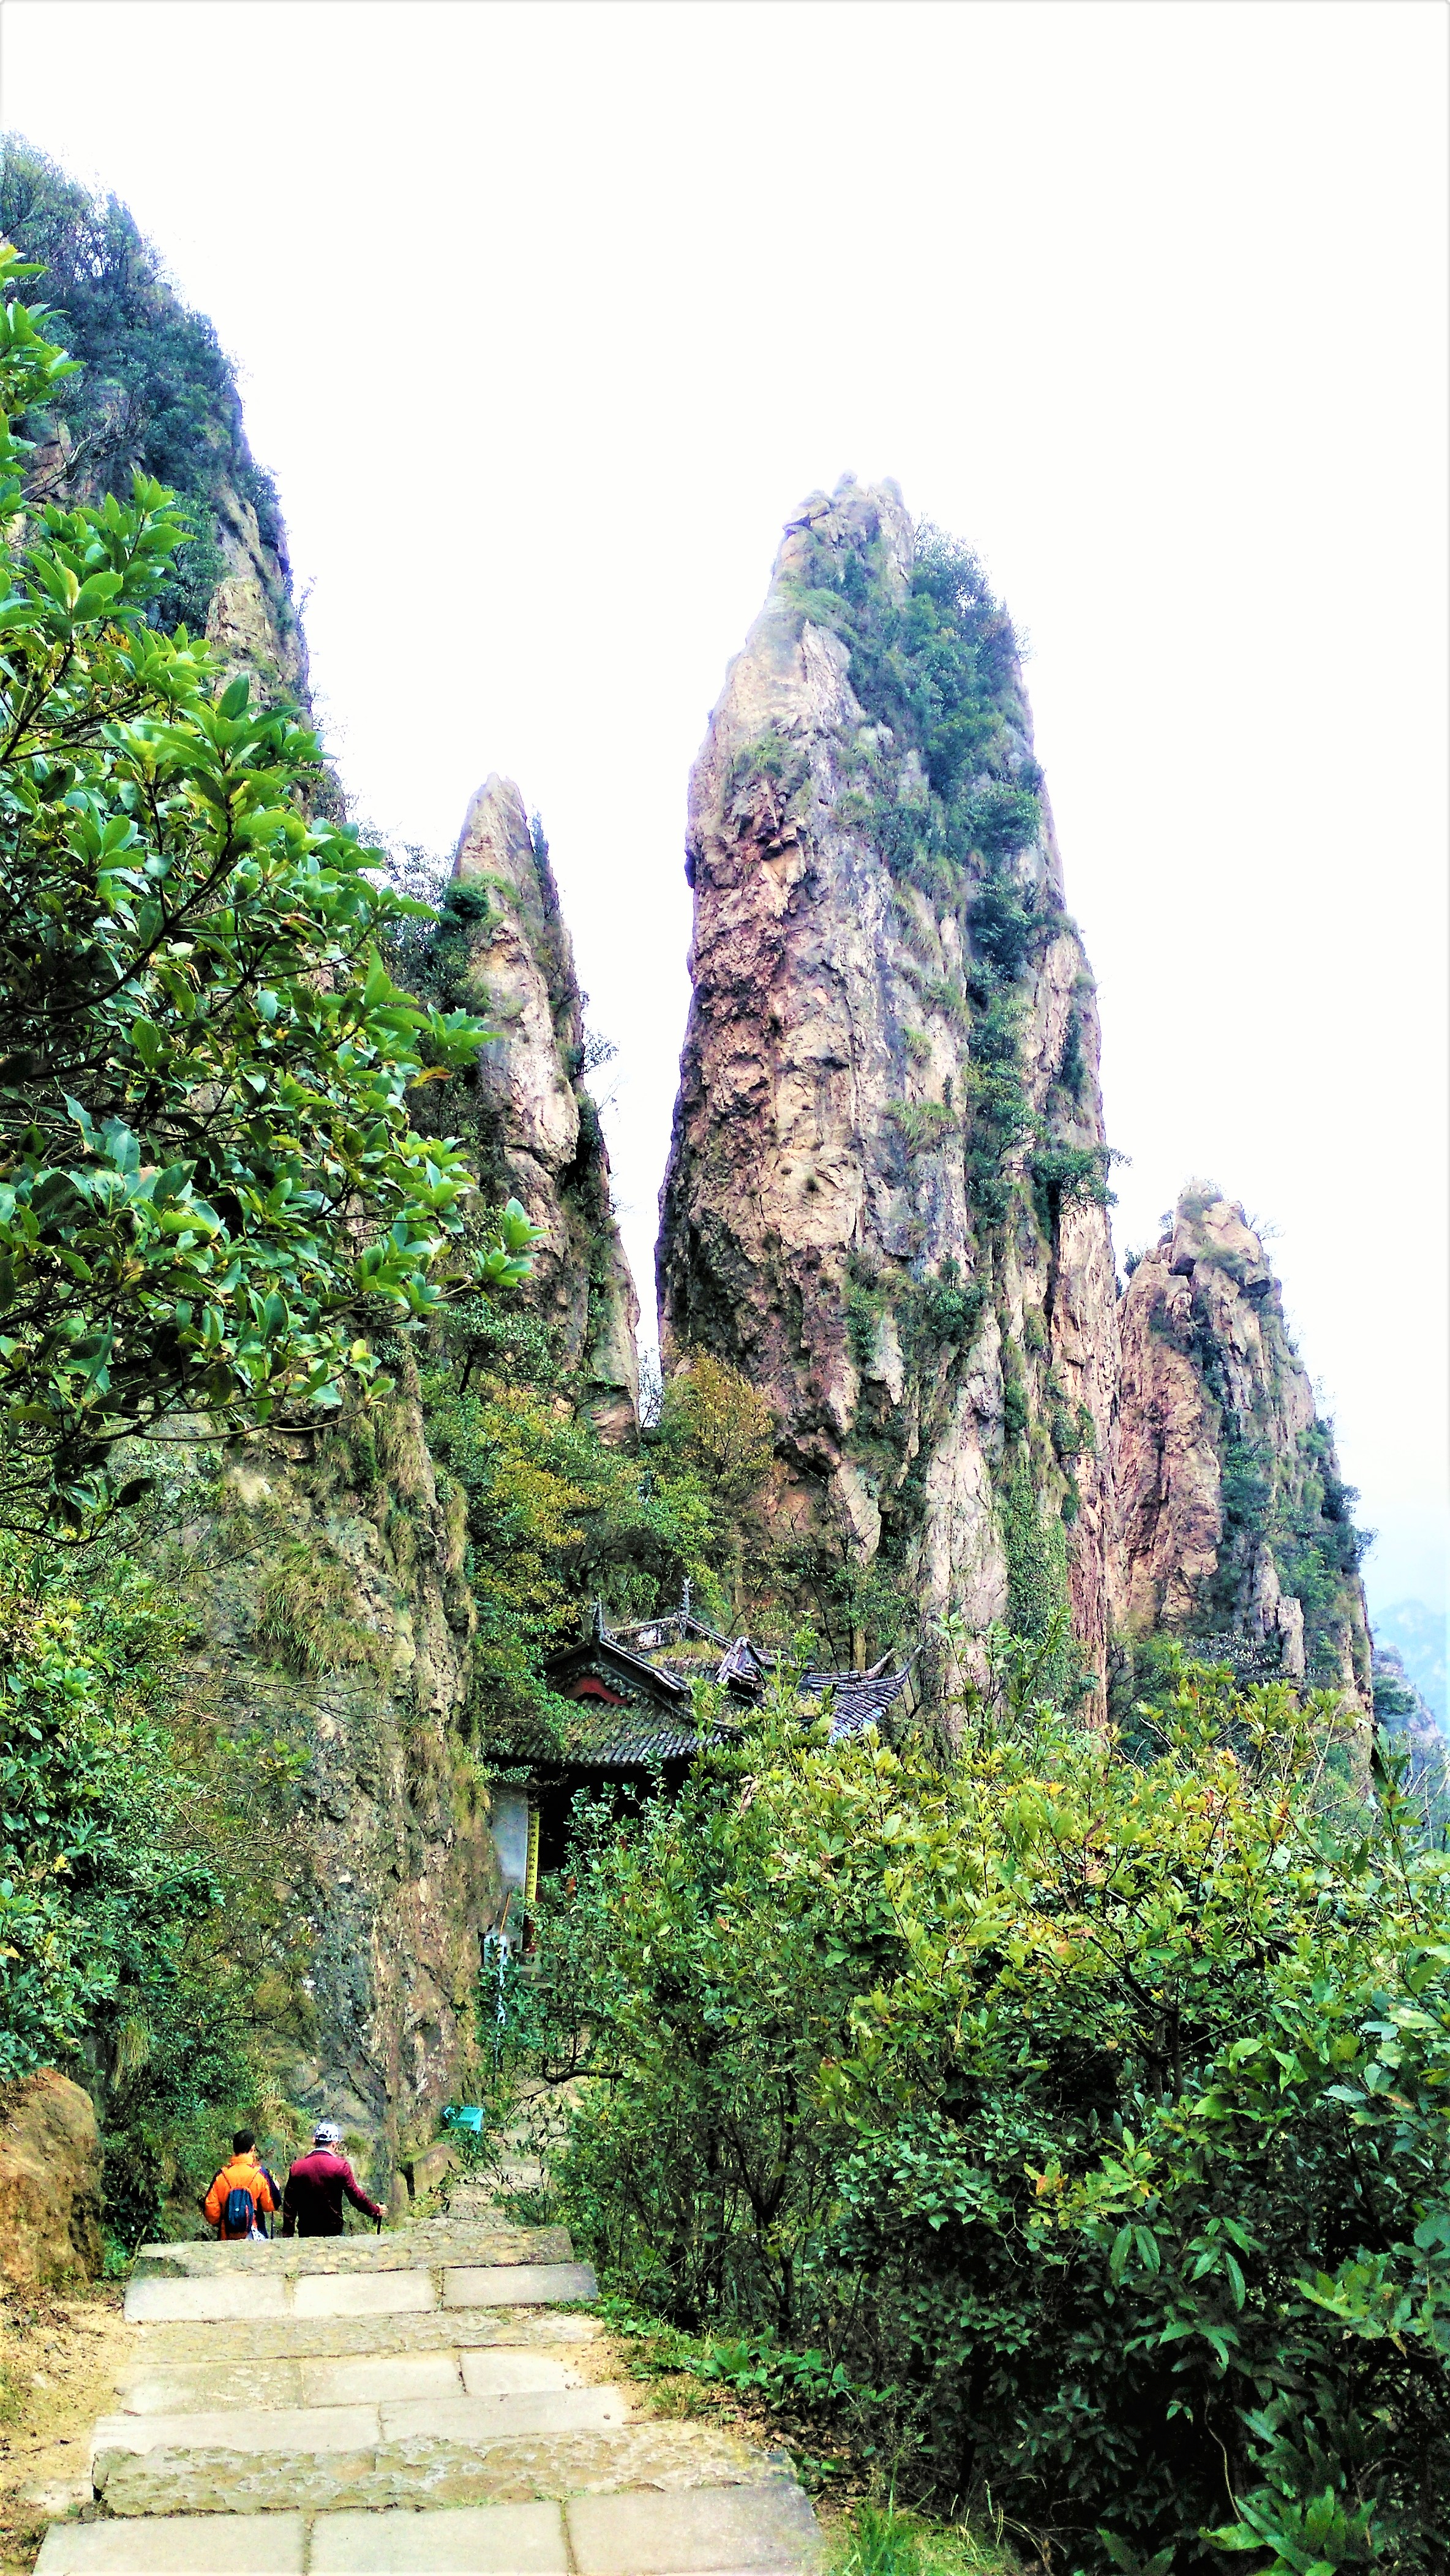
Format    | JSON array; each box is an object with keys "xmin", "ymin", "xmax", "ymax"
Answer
[{"xmin": 0, "ymin": 242, "xmax": 535, "ymax": 1527}]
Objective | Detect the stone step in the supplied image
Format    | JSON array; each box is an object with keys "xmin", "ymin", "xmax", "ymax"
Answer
[
  {"xmin": 37, "ymin": 2517, "xmax": 307, "ymax": 2572},
  {"xmin": 116, "ymin": 2345, "xmax": 583, "ymax": 2414},
  {"xmin": 93, "ymin": 2385, "xmax": 630, "ymax": 2465},
  {"xmin": 37, "ymin": 2483, "xmax": 824, "ymax": 2570},
  {"xmin": 93, "ymin": 2417, "xmax": 801, "ymax": 2518},
  {"xmin": 132, "ymin": 2223, "xmax": 570, "ymax": 2280},
  {"xmin": 126, "ymin": 2260, "xmax": 597, "ymax": 2324},
  {"xmin": 442, "ymin": 2265, "xmax": 592, "ymax": 2308},
  {"xmin": 129, "ymin": 2307, "xmax": 603, "ymax": 2367}
]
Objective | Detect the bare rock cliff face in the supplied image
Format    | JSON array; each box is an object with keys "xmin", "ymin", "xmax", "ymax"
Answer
[
  {"xmin": 658, "ymin": 479, "xmax": 1118, "ymax": 1688},
  {"xmin": 165, "ymin": 1376, "xmax": 501, "ymax": 2192},
  {"xmin": 1114, "ymin": 1190, "xmax": 1372, "ymax": 1702},
  {"xmin": 204, "ymin": 471, "xmax": 310, "ymax": 706},
  {"xmin": 451, "ymin": 776, "xmax": 639, "ymax": 1441}
]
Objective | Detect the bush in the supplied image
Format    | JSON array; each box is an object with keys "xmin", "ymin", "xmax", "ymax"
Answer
[
  {"xmin": 525, "ymin": 1660, "xmax": 1450, "ymax": 2573},
  {"xmin": 0, "ymin": 1529, "xmax": 307, "ymax": 2242}
]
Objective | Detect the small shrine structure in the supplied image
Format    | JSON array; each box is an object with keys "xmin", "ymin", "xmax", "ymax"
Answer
[{"xmin": 486, "ymin": 1597, "xmax": 915, "ymax": 1926}]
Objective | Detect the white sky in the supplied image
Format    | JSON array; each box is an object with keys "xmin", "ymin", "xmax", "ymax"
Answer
[{"xmin": 6, "ymin": 0, "xmax": 1447, "ymax": 1616}]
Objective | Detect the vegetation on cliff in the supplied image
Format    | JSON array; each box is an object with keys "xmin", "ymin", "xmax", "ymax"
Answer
[
  {"xmin": 784, "ymin": 506, "xmax": 1111, "ymax": 1674},
  {"xmin": 0, "ymin": 1529, "xmax": 310, "ymax": 2245},
  {"xmin": 0, "ymin": 240, "xmax": 529, "ymax": 2226},
  {"xmin": 521, "ymin": 1655, "xmax": 1450, "ymax": 2573},
  {"xmin": 419, "ymin": 1309, "xmax": 784, "ymax": 1749},
  {"xmin": 1116, "ymin": 1189, "xmax": 1374, "ymax": 1709},
  {"xmin": 0, "ymin": 240, "xmax": 533, "ymax": 1530},
  {"xmin": 0, "ymin": 140, "xmax": 295, "ymax": 654}
]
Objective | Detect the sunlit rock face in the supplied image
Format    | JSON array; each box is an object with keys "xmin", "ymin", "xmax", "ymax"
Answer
[
  {"xmin": 1114, "ymin": 1190, "xmax": 1372, "ymax": 1703},
  {"xmin": 451, "ymin": 776, "xmax": 639, "ymax": 1444},
  {"xmin": 657, "ymin": 478, "xmax": 1119, "ymax": 1694}
]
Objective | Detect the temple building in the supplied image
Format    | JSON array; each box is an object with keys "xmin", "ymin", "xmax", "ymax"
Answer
[{"xmin": 486, "ymin": 1601, "xmax": 916, "ymax": 1939}]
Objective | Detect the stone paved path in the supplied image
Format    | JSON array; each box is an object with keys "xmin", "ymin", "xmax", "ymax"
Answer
[{"xmin": 36, "ymin": 2214, "xmax": 822, "ymax": 2573}]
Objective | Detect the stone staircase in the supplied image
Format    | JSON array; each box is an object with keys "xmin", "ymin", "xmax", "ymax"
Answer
[{"xmin": 36, "ymin": 2215, "xmax": 823, "ymax": 2572}]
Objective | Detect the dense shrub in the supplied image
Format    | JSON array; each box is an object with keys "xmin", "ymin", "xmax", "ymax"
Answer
[
  {"xmin": 0, "ymin": 1530, "xmax": 309, "ymax": 2244},
  {"xmin": 525, "ymin": 1656, "xmax": 1450, "ymax": 2573}
]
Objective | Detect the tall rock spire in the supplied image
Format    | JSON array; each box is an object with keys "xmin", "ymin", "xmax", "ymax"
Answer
[
  {"xmin": 1113, "ymin": 1188, "xmax": 1372, "ymax": 1702},
  {"xmin": 451, "ymin": 777, "xmax": 640, "ymax": 1441},
  {"xmin": 657, "ymin": 477, "xmax": 1119, "ymax": 1690}
]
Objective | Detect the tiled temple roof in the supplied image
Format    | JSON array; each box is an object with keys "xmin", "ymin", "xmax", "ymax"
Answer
[{"xmin": 496, "ymin": 1604, "xmax": 912, "ymax": 1773}]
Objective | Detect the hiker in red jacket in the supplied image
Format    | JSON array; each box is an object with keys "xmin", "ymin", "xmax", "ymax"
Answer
[{"xmin": 281, "ymin": 2120, "xmax": 385, "ymax": 2237}]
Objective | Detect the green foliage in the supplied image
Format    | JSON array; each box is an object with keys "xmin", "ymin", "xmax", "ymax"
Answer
[
  {"xmin": 656, "ymin": 1352, "xmax": 778, "ymax": 1522},
  {"xmin": 726, "ymin": 728, "xmax": 808, "ymax": 812},
  {"xmin": 846, "ymin": 1268, "xmax": 890, "ymax": 1370},
  {"xmin": 0, "ymin": 246, "xmax": 536, "ymax": 1527},
  {"xmin": 1000, "ymin": 1358, "xmax": 1031, "ymax": 1442},
  {"xmin": 0, "ymin": 1534, "xmax": 214, "ymax": 2081},
  {"xmin": 784, "ymin": 502, "xmax": 1110, "ymax": 1574},
  {"xmin": 1056, "ymin": 1007, "xmax": 1087, "ymax": 1101},
  {"xmin": 0, "ymin": 141, "xmax": 286, "ymax": 644},
  {"xmin": 419, "ymin": 1317, "xmax": 761, "ymax": 1748},
  {"xmin": 885, "ymin": 1098, "xmax": 960, "ymax": 1159},
  {"xmin": 1193, "ymin": 1406, "xmax": 1370, "ymax": 1690},
  {"xmin": 0, "ymin": 1527, "xmax": 306, "ymax": 2241},
  {"xmin": 996, "ymin": 1461, "xmax": 1077, "ymax": 1702},
  {"xmin": 829, "ymin": 2501, "xmax": 1020, "ymax": 2575},
  {"xmin": 418, "ymin": 880, "xmax": 497, "ymax": 1008},
  {"xmin": 525, "ymin": 1660, "xmax": 1450, "ymax": 2573},
  {"xmin": 254, "ymin": 1538, "xmax": 387, "ymax": 1677},
  {"xmin": 1029, "ymin": 1144, "xmax": 1118, "ymax": 1236},
  {"xmin": 898, "ymin": 1262, "xmax": 986, "ymax": 1367}
]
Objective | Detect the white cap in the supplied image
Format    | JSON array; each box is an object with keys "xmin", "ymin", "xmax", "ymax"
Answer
[{"xmin": 313, "ymin": 2120, "xmax": 344, "ymax": 2147}]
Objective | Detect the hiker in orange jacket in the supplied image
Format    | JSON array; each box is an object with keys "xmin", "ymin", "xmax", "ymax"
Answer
[{"xmin": 202, "ymin": 2130, "xmax": 277, "ymax": 2241}]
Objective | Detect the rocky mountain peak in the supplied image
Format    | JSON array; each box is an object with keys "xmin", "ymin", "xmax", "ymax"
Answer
[
  {"xmin": 658, "ymin": 477, "xmax": 1119, "ymax": 1692},
  {"xmin": 452, "ymin": 776, "xmax": 639, "ymax": 1442},
  {"xmin": 1114, "ymin": 1186, "xmax": 1372, "ymax": 1701}
]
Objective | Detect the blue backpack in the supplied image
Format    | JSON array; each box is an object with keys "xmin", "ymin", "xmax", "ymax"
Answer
[{"xmin": 222, "ymin": 2184, "xmax": 256, "ymax": 2237}]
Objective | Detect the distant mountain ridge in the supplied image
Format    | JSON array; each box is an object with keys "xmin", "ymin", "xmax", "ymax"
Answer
[{"xmin": 1373, "ymin": 1599, "xmax": 1448, "ymax": 1732}]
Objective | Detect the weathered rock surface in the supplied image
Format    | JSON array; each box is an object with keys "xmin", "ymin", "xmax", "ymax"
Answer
[
  {"xmin": 203, "ymin": 471, "xmax": 310, "ymax": 708},
  {"xmin": 0, "ymin": 2069, "xmax": 103, "ymax": 2290},
  {"xmin": 658, "ymin": 477, "xmax": 1118, "ymax": 1688},
  {"xmin": 1114, "ymin": 1189, "xmax": 1372, "ymax": 1700},
  {"xmin": 450, "ymin": 777, "xmax": 639, "ymax": 1441},
  {"xmin": 160, "ymin": 1371, "xmax": 503, "ymax": 2190}
]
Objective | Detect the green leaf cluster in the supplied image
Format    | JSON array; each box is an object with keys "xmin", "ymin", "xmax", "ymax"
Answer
[
  {"xmin": 0, "ymin": 1525, "xmax": 310, "ymax": 2244},
  {"xmin": 1, "ymin": 141, "xmax": 285, "ymax": 640},
  {"xmin": 0, "ymin": 243, "xmax": 535, "ymax": 1526},
  {"xmin": 419, "ymin": 1318, "xmax": 768, "ymax": 1751},
  {"xmin": 523, "ymin": 1657, "xmax": 1450, "ymax": 2572}
]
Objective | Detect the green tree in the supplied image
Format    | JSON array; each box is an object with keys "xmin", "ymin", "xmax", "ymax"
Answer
[
  {"xmin": 0, "ymin": 245, "xmax": 535, "ymax": 1527},
  {"xmin": 418, "ymin": 1303, "xmax": 721, "ymax": 1750}
]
